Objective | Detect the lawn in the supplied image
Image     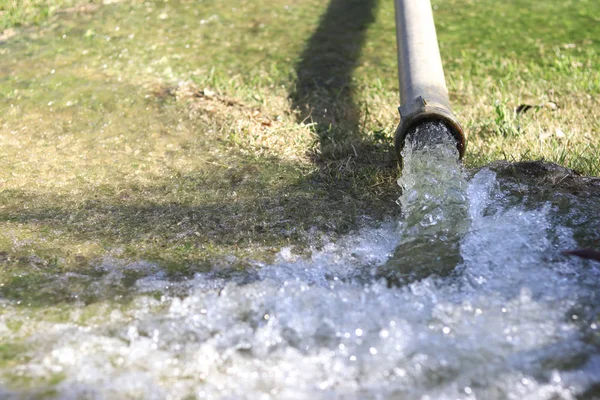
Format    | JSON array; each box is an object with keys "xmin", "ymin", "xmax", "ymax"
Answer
[{"xmin": 0, "ymin": 0, "xmax": 599, "ymax": 292}]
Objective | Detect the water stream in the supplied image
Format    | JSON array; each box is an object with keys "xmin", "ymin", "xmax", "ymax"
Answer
[
  {"xmin": 1, "ymin": 122, "xmax": 599, "ymax": 399},
  {"xmin": 1, "ymin": 2, "xmax": 600, "ymax": 396}
]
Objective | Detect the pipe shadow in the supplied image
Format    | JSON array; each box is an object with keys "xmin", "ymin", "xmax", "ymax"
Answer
[
  {"xmin": 291, "ymin": 0, "xmax": 382, "ymax": 162},
  {"xmin": 0, "ymin": 0, "xmax": 403, "ymax": 307}
]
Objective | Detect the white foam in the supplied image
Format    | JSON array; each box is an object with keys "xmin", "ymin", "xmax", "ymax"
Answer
[{"xmin": 0, "ymin": 147, "xmax": 598, "ymax": 398}]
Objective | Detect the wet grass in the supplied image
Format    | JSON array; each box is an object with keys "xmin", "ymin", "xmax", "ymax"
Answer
[{"xmin": 0, "ymin": 0, "xmax": 599, "ymax": 299}]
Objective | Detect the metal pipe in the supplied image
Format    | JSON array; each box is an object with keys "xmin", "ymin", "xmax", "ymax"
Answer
[{"xmin": 394, "ymin": 0, "xmax": 466, "ymax": 160}]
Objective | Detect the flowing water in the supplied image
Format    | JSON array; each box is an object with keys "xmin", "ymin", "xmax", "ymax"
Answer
[
  {"xmin": 1, "ymin": 121, "xmax": 599, "ymax": 399},
  {"xmin": 1, "ymin": 2, "xmax": 600, "ymax": 398}
]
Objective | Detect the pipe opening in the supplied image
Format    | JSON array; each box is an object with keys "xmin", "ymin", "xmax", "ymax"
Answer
[{"xmin": 395, "ymin": 114, "xmax": 465, "ymax": 164}]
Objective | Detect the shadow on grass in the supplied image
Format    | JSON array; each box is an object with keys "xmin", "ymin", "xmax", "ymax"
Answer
[
  {"xmin": 291, "ymin": 0, "xmax": 395, "ymax": 168},
  {"xmin": 0, "ymin": 149, "xmax": 402, "ymax": 305},
  {"xmin": 0, "ymin": 0, "xmax": 406, "ymax": 306},
  {"xmin": 2, "ymin": 154, "xmax": 600, "ymax": 306}
]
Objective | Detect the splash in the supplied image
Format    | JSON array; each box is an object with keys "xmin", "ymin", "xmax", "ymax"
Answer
[
  {"xmin": 379, "ymin": 121, "xmax": 469, "ymax": 285},
  {"xmin": 1, "ymin": 142, "xmax": 599, "ymax": 399}
]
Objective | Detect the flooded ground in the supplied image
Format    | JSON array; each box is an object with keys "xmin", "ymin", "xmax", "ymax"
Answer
[
  {"xmin": 1, "ymin": 135, "xmax": 600, "ymax": 399},
  {"xmin": 1, "ymin": 0, "xmax": 600, "ymax": 399}
]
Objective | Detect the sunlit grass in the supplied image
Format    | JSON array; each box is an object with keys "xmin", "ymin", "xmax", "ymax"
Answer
[{"xmin": 0, "ymin": 0, "xmax": 599, "ymax": 291}]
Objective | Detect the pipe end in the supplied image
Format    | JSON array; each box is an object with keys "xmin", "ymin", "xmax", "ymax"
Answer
[{"xmin": 394, "ymin": 96, "xmax": 466, "ymax": 164}]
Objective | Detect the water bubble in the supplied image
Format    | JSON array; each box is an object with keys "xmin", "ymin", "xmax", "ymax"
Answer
[{"xmin": 0, "ymin": 121, "xmax": 598, "ymax": 398}]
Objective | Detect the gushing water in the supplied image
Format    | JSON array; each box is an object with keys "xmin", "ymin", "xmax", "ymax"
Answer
[
  {"xmin": 1, "ymin": 123, "xmax": 600, "ymax": 399},
  {"xmin": 380, "ymin": 122, "xmax": 469, "ymax": 285}
]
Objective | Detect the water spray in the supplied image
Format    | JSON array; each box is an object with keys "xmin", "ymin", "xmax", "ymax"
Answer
[{"xmin": 394, "ymin": 0, "xmax": 466, "ymax": 161}]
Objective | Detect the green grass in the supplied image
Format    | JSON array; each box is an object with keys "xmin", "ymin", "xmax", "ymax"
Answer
[
  {"xmin": 0, "ymin": 0, "xmax": 599, "ymax": 301},
  {"xmin": 0, "ymin": 0, "xmax": 104, "ymax": 31}
]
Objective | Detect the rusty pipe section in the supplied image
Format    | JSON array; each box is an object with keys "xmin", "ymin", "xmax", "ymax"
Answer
[{"xmin": 394, "ymin": 0, "xmax": 465, "ymax": 160}]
